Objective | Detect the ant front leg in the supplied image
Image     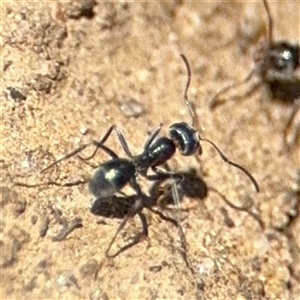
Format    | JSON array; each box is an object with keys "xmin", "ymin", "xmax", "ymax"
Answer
[
  {"xmin": 143, "ymin": 124, "xmax": 163, "ymax": 149},
  {"xmin": 145, "ymin": 167, "xmax": 183, "ymax": 207},
  {"xmin": 146, "ymin": 167, "xmax": 185, "ymax": 227},
  {"xmin": 106, "ymin": 210, "xmax": 149, "ymax": 259}
]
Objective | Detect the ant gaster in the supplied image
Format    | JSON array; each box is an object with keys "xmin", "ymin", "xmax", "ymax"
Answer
[
  {"xmin": 209, "ymin": 0, "xmax": 300, "ymax": 146},
  {"xmin": 15, "ymin": 54, "xmax": 259, "ymax": 258}
]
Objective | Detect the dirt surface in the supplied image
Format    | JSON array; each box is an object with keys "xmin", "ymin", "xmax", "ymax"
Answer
[{"xmin": 1, "ymin": 1, "xmax": 299, "ymax": 299}]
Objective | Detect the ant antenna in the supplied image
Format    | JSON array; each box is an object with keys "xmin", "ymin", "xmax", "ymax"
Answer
[
  {"xmin": 180, "ymin": 54, "xmax": 196, "ymax": 128},
  {"xmin": 180, "ymin": 54, "xmax": 260, "ymax": 193},
  {"xmin": 262, "ymin": 0, "xmax": 273, "ymax": 45},
  {"xmin": 200, "ymin": 137, "xmax": 259, "ymax": 193}
]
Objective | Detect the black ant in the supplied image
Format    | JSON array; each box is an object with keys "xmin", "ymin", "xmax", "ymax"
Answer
[
  {"xmin": 15, "ymin": 54, "xmax": 259, "ymax": 260},
  {"xmin": 209, "ymin": 0, "xmax": 300, "ymax": 147}
]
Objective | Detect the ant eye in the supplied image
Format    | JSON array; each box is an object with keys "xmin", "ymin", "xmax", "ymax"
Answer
[{"xmin": 169, "ymin": 122, "xmax": 200, "ymax": 156}]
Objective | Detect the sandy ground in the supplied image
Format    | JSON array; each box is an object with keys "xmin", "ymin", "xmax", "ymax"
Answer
[{"xmin": 1, "ymin": 1, "xmax": 299, "ymax": 299}]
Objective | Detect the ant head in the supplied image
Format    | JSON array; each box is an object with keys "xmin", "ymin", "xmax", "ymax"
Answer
[
  {"xmin": 266, "ymin": 42, "xmax": 300, "ymax": 74},
  {"xmin": 169, "ymin": 122, "xmax": 202, "ymax": 156},
  {"xmin": 261, "ymin": 0, "xmax": 300, "ymax": 74},
  {"xmin": 257, "ymin": 1, "xmax": 300, "ymax": 78}
]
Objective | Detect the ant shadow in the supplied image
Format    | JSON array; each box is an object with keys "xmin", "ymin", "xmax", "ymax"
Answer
[
  {"xmin": 90, "ymin": 167, "xmax": 208, "ymax": 220},
  {"xmin": 266, "ymin": 77, "xmax": 300, "ymax": 104},
  {"xmin": 149, "ymin": 167, "xmax": 264, "ymax": 229},
  {"xmin": 90, "ymin": 167, "xmax": 208, "ymax": 272},
  {"xmin": 90, "ymin": 167, "xmax": 264, "ymax": 259}
]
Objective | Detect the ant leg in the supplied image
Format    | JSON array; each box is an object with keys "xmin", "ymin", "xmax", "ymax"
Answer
[
  {"xmin": 143, "ymin": 124, "xmax": 163, "ymax": 149},
  {"xmin": 15, "ymin": 146, "xmax": 92, "ymax": 188},
  {"xmin": 83, "ymin": 144, "xmax": 118, "ymax": 160},
  {"xmin": 147, "ymin": 167, "xmax": 186, "ymax": 228},
  {"xmin": 42, "ymin": 125, "xmax": 133, "ymax": 173},
  {"xmin": 14, "ymin": 178, "xmax": 88, "ymax": 188},
  {"xmin": 83, "ymin": 124, "xmax": 162, "ymax": 165},
  {"xmin": 147, "ymin": 167, "xmax": 184, "ymax": 207},
  {"xmin": 104, "ymin": 178, "xmax": 145, "ymax": 257},
  {"xmin": 95, "ymin": 192, "xmax": 146, "ymax": 279},
  {"xmin": 140, "ymin": 167, "xmax": 184, "ymax": 210},
  {"xmin": 107, "ymin": 211, "xmax": 149, "ymax": 258},
  {"xmin": 41, "ymin": 143, "xmax": 92, "ymax": 173},
  {"xmin": 282, "ymin": 101, "xmax": 300, "ymax": 149},
  {"xmin": 209, "ymin": 69, "xmax": 257, "ymax": 110},
  {"xmin": 146, "ymin": 167, "xmax": 183, "ymax": 182},
  {"xmin": 82, "ymin": 125, "xmax": 134, "ymax": 162},
  {"xmin": 146, "ymin": 165, "xmax": 193, "ymax": 274},
  {"xmin": 78, "ymin": 144, "xmax": 119, "ymax": 169},
  {"xmin": 104, "ymin": 196, "xmax": 144, "ymax": 257},
  {"xmin": 147, "ymin": 206, "xmax": 193, "ymax": 274}
]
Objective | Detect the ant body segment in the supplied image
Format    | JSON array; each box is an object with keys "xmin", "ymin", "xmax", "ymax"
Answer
[
  {"xmin": 209, "ymin": 0, "xmax": 300, "ymax": 147},
  {"xmin": 15, "ymin": 54, "xmax": 259, "ymax": 258}
]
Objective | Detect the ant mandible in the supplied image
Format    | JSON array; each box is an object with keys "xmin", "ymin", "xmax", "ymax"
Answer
[
  {"xmin": 209, "ymin": 0, "xmax": 300, "ymax": 146},
  {"xmin": 15, "ymin": 54, "xmax": 259, "ymax": 258}
]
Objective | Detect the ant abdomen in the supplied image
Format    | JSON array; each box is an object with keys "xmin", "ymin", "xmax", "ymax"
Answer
[
  {"xmin": 169, "ymin": 122, "xmax": 201, "ymax": 156},
  {"xmin": 88, "ymin": 158, "xmax": 135, "ymax": 199}
]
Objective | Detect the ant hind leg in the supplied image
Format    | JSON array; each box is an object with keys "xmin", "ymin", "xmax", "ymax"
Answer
[
  {"xmin": 104, "ymin": 178, "xmax": 147, "ymax": 258},
  {"xmin": 104, "ymin": 195, "xmax": 145, "ymax": 258}
]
